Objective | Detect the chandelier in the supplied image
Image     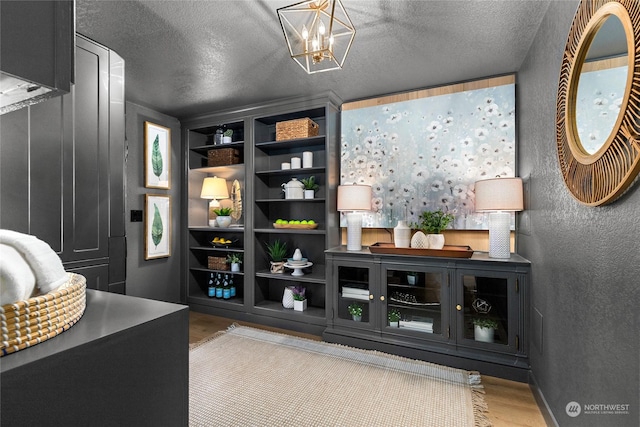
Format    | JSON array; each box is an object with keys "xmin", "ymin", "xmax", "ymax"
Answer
[{"xmin": 277, "ymin": 0, "xmax": 356, "ymax": 74}]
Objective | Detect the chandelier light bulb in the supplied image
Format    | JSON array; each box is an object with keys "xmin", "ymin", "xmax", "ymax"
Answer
[
  {"xmin": 312, "ymin": 36, "xmax": 319, "ymax": 50},
  {"xmin": 302, "ymin": 25, "xmax": 309, "ymax": 40},
  {"xmin": 319, "ymin": 21, "xmax": 326, "ymax": 35}
]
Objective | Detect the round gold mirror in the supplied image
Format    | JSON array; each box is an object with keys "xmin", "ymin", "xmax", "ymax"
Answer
[{"xmin": 556, "ymin": 0, "xmax": 640, "ymax": 206}]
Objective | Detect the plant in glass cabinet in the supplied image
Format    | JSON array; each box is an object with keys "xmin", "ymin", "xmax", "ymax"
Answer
[
  {"xmin": 265, "ymin": 239, "xmax": 288, "ymax": 262},
  {"xmin": 226, "ymin": 253, "xmax": 243, "ymax": 264},
  {"xmin": 213, "ymin": 207, "xmax": 233, "ymax": 216},
  {"xmin": 411, "ymin": 209, "xmax": 454, "ymax": 234},
  {"xmin": 388, "ymin": 308, "xmax": 402, "ymax": 323},
  {"xmin": 472, "ymin": 317, "xmax": 498, "ymax": 329},
  {"xmin": 348, "ymin": 302, "xmax": 363, "ymax": 317},
  {"xmin": 292, "ymin": 285, "xmax": 306, "ymax": 301},
  {"xmin": 301, "ymin": 176, "xmax": 320, "ymax": 192}
]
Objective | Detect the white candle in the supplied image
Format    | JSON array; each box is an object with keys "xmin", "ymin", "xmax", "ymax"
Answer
[{"xmin": 303, "ymin": 151, "xmax": 313, "ymax": 168}]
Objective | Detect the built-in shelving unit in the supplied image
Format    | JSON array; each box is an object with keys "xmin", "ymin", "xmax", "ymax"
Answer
[{"xmin": 182, "ymin": 93, "xmax": 341, "ymax": 334}]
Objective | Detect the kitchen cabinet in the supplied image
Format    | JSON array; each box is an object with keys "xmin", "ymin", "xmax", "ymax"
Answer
[
  {"xmin": 0, "ymin": 35, "xmax": 125, "ymax": 293},
  {"xmin": 324, "ymin": 246, "xmax": 531, "ymax": 381}
]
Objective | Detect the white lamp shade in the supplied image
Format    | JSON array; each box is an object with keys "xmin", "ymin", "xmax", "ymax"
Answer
[
  {"xmin": 474, "ymin": 177, "xmax": 523, "ymax": 212},
  {"xmin": 201, "ymin": 176, "xmax": 229, "ymax": 200},
  {"xmin": 337, "ymin": 184, "xmax": 372, "ymax": 211}
]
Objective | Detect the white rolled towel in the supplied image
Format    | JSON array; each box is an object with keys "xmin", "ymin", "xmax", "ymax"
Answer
[
  {"xmin": 0, "ymin": 230, "xmax": 69, "ymax": 294},
  {"xmin": 0, "ymin": 244, "xmax": 37, "ymax": 305}
]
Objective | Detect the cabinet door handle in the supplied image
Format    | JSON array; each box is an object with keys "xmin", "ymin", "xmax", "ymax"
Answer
[
  {"xmin": 380, "ymin": 296, "xmax": 385, "ymax": 301},
  {"xmin": 456, "ymin": 304, "xmax": 462, "ymax": 311},
  {"xmin": 369, "ymin": 294, "xmax": 374, "ymax": 300}
]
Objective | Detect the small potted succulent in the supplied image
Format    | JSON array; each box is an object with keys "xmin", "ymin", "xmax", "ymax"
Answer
[
  {"xmin": 348, "ymin": 302, "xmax": 363, "ymax": 322},
  {"xmin": 226, "ymin": 253, "xmax": 242, "ymax": 272},
  {"xmin": 301, "ymin": 176, "xmax": 320, "ymax": 199},
  {"xmin": 472, "ymin": 317, "xmax": 498, "ymax": 343},
  {"xmin": 265, "ymin": 239, "xmax": 287, "ymax": 273},
  {"xmin": 292, "ymin": 285, "xmax": 307, "ymax": 311},
  {"xmin": 213, "ymin": 207, "xmax": 233, "ymax": 228},
  {"xmin": 411, "ymin": 209, "xmax": 454, "ymax": 249},
  {"xmin": 388, "ymin": 308, "xmax": 401, "ymax": 327}
]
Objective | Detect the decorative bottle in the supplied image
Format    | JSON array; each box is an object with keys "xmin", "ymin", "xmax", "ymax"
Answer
[
  {"xmin": 394, "ymin": 220, "xmax": 411, "ymax": 248},
  {"xmin": 215, "ymin": 273, "xmax": 223, "ymax": 298},
  {"xmin": 223, "ymin": 274, "xmax": 231, "ymax": 299},
  {"xmin": 207, "ymin": 273, "xmax": 215, "ymax": 298},
  {"xmin": 229, "ymin": 276, "xmax": 236, "ymax": 297}
]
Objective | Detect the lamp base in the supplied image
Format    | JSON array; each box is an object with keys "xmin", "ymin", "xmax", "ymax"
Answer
[
  {"xmin": 488, "ymin": 212, "xmax": 511, "ymax": 258},
  {"xmin": 346, "ymin": 212, "xmax": 363, "ymax": 251}
]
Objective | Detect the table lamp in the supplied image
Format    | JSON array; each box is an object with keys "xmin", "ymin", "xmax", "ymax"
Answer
[
  {"xmin": 474, "ymin": 177, "xmax": 523, "ymax": 259},
  {"xmin": 201, "ymin": 176, "xmax": 229, "ymax": 226},
  {"xmin": 337, "ymin": 184, "xmax": 372, "ymax": 251}
]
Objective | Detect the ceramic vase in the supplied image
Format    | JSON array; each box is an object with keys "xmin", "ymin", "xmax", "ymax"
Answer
[
  {"xmin": 270, "ymin": 261, "xmax": 285, "ymax": 274},
  {"xmin": 474, "ymin": 325, "xmax": 495, "ymax": 343},
  {"xmin": 304, "ymin": 190, "xmax": 315, "ymax": 199},
  {"xmin": 352, "ymin": 315, "xmax": 362, "ymax": 322},
  {"xmin": 428, "ymin": 233, "xmax": 445, "ymax": 250},
  {"xmin": 393, "ymin": 220, "xmax": 411, "ymax": 248},
  {"xmin": 231, "ymin": 263, "xmax": 240, "ymax": 272},
  {"xmin": 407, "ymin": 274, "xmax": 417, "ymax": 285},
  {"xmin": 216, "ymin": 216, "xmax": 232, "ymax": 228},
  {"xmin": 282, "ymin": 286, "xmax": 294, "ymax": 309},
  {"xmin": 294, "ymin": 299, "xmax": 307, "ymax": 311},
  {"xmin": 389, "ymin": 321, "xmax": 399, "ymax": 328},
  {"xmin": 410, "ymin": 231, "xmax": 429, "ymax": 249}
]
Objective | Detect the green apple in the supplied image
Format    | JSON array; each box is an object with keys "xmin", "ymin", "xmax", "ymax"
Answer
[
  {"xmin": 300, "ymin": 220, "xmax": 308, "ymax": 224},
  {"xmin": 293, "ymin": 220, "xmax": 301, "ymax": 224},
  {"xmin": 307, "ymin": 220, "xmax": 315, "ymax": 224},
  {"xmin": 288, "ymin": 220, "xmax": 295, "ymax": 224}
]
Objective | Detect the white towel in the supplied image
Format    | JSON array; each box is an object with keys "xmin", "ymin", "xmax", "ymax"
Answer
[
  {"xmin": 0, "ymin": 244, "xmax": 36, "ymax": 305},
  {"xmin": 0, "ymin": 230, "xmax": 69, "ymax": 294}
]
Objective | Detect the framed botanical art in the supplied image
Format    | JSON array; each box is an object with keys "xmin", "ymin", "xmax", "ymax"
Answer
[
  {"xmin": 144, "ymin": 121, "xmax": 171, "ymax": 189},
  {"xmin": 145, "ymin": 194, "xmax": 171, "ymax": 260}
]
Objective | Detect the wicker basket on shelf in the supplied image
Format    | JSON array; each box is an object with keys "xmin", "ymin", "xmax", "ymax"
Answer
[
  {"xmin": 208, "ymin": 256, "xmax": 229, "ymax": 271},
  {"xmin": 207, "ymin": 148, "xmax": 240, "ymax": 167},
  {"xmin": 1, "ymin": 273, "xmax": 87, "ymax": 357},
  {"xmin": 275, "ymin": 118, "xmax": 319, "ymax": 141}
]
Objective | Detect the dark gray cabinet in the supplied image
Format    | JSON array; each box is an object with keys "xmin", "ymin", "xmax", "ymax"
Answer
[
  {"xmin": 0, "ymin": 35, "xmax": 125, "ymax": 293},
  {"xmin": 0, "ymin": 0, "xmax": 74, "ymax": 113},
  {"xmin": 324, "ymin": 246, "xmax": 531, "ymax": 381}
]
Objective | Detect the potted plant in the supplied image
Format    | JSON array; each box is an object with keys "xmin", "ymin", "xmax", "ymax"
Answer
[
  {"xmin": 213, "ymin": 207, "xmax": 233, "ymax": 228},
  {"xmin": 411, "ymin": 209, "xmax": 454, "ymax": 249},
  {"xmin": 226, "ymin": 253, "xmax": 242, "ymax": 272},
  {"xmin": 265, "ymin": 239, "xmax": 287, "ymax": 273},
  {"xmin": 301, "ymin": 176, "xmax": 320, "ymax": 199},
  {"xmin": 292, "ymin": 285, "xmax": 307, "ymax": 311},
  {"xmin": 348, "ymin": 302, "xmax": 363, "ymax": 322},
  {"xmin": 388, "ymin": 308, "xmax": 401, "ymax": 327},
  {"xmin": 406, "ymin": 271, "xmax": 418, "ymax": 285},
  {"xmin": 472, "ymin": 317, "xmax": 498, "ymax": 343}
]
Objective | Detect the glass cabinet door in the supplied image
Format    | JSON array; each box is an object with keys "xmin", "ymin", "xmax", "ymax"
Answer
[
  {"xmin": 457, "ymin": 271, "xmax": 513, "ymax": 347},
  {"xmin": 336, "ymin": 263, "xmax": 373, "ymax": 327},
  {"xmin": 383, "ymin": 265, "xmax": 448, "ymax": 340}
]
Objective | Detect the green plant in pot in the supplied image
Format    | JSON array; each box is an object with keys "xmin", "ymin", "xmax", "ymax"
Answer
[
  {"xmin": 348, "ymin": 302, "xmax": 363, "ymax": 322},
  {"xmin": 213, "ymin": 207, "xmax": 233, "ymax": 228},
  {"xmin": 388, "ymin": 308, "xmax": 401, "ymax": 327},
  {"xmin": 301, "ymin": 176, "xmax": 320, "ymax": 199},
  {"xmin": 472, "ymin": 317, "xmax": 498, "ymax": 343},
  {"xmin": 226, "ymin": 253, "xmax": 243, "ymax": 272},
  {"xmin": 411, "ymin": 209, "xmax": 454, "ymax": 249},
  {"xmin": 265, "ymin": 239, "xmax": 287, "ymax": 273}
]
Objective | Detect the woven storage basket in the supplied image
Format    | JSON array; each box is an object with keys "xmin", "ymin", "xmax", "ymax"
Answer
[
  {"xmin": 208, "ymin": 256, "xmax": 229, "ymax": 271},
  {"xmin": 1, "ymin": 273, "xmax": 87, "ymax": 357},
  {"xmin": 276, "ymin": 118, "xmax": 319, "ymax": 141},
  {"xmin": 208, "ymin": 148, "xmax": 240, "ymax": 167}
]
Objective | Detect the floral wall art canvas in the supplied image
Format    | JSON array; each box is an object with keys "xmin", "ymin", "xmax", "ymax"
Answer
[{"xmin": 341, "ymin": 75, "xmax": 516, "ymax": 230}]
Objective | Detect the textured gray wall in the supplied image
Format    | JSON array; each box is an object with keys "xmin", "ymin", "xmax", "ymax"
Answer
[
  {"xmin": 518, "ymin": 1, "xmax": 640, "ymax": 426},
  {"xmin": 125, "ymin": 102, "xmax": 183, "ymax": 303}
]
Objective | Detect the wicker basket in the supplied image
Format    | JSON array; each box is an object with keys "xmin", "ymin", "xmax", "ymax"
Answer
[
  {"xmin": 1, "ymin": 273, "xmax": 87, "ymax": 357},
  {"xmin": 208, "ymin": 148, "xmax": 240, "ymax": 167},
  {"xmin": 208, "ymin": 256, "xmax": 229, "ymax": 271},
  {"xmin": 276, "ymin": 118, "xmax": 319, "ymax": 141}
]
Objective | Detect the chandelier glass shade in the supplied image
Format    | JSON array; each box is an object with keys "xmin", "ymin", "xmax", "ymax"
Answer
[{"xmin": 277, "ymin": 0, "xmax": 356, "ymax": 74}]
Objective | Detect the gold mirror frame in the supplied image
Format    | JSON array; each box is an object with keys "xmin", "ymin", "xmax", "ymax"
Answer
[{"xmin": 556, "ymin": 0, "xmax": 640, "ymax": 206}]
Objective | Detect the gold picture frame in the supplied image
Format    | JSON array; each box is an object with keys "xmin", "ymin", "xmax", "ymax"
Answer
[
  {"xmin": 144, "ymin": 121, "xmax": 171, "ymax": 189},
  {"xmin": 145, "ymin": 194, "xmax": 171, "ymax": 260}
]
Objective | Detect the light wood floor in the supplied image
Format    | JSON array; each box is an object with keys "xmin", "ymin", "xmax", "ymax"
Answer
[{"xmin": 189, "ymin": 311, "xmax": 547, "ymax": 427}]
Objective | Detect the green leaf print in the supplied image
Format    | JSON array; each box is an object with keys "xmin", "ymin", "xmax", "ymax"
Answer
[
  {"xmin": 152, "ymin": 135, "xmax": 163, "ymax": 179},
  {"xmin": 152, "ymin": 203, "xmax": 163, "ymax": 248}
]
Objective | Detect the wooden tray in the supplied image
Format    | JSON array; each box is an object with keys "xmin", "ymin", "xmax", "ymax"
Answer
[
  {"xmin": 368, "ymin": 242, "xmax": 474, "ymax": 258},
  {"xmin": 273, "ymin": 223, "xmax": 319, "ymax": 229}
]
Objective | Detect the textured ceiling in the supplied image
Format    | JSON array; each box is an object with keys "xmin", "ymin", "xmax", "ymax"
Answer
[{"xmin": 76, "ymin": 0, "xmax": 553, "ymax": 119}]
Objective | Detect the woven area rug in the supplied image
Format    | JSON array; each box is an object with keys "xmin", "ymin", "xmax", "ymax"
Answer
[{"xmin": 189, "ymin": 325, "xmax": 490, "ymax": 427}]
